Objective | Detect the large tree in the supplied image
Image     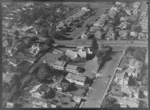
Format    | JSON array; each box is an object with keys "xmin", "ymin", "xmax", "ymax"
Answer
[
  {"xmin": 101, "ymin": 96, "xmax": 119, "ymax": 108},
  {"xmin": 90, "ymin": 37, "xmax": 99, "ymax": 54},
  {"xmin": 133, "ymin": 47, "xmax": 146, "ymax": 62},
  {"xmin": 37, "ymin": 63, "xmax": 54, "ymax": 83}
]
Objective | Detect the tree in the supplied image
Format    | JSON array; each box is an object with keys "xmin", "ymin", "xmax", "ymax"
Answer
[
  {"xmin": 133, "ymin": 47, "xmax": 146, "ymax": 62},
  {"xmin": 101, "ymin": 96, "xmax": 118, "ymax": 108},
  {"xmin": 90, "ymin": 37, "xmax": 99, "ymax": 54},
  {"xmin": 96, "ymin": 50, "xmax": 105, "ymax": 59},
  {"xmin": 43, "ymin": 87, "xmax": 55, "ymax": 99},
  {"xmin": 37, "ymin": 63, "xmax": 54, "ymax": 83}
]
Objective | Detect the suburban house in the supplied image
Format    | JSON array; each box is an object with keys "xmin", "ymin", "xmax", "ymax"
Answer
[
  {"xmin": 3, "ymin": 72, "xmax": 15, "ymax": 84},
  {"xmin": 65, "ymin": 73, "xmax": 86, "ymax": 86},
  {"xmin": 52, "ymin": 60, "xmax": 66, "ymax": 70},
  {"xmin": 114, "ymin": 72, "xmax": 129, "ymax": 86},
  {"xmin": 117, "ymin": 97, "xmax": 139, "ymax": 108},
  {"xmin": 65, "ymin": 49, "xmax": 78, "ymax": 59},
  {"xmin": 77, "ymin": 49, "xmax": 87, "ymax": 58},
  {"xmin": 32, "ymin": 100, "xmax": 47, "ymax": 108},
  {"xmin": 81, "ymin": 32, "xmax": 88, "ymax": 40},
  {"xmin": 6, "ymin": 102, "xmax": 14, "ymax": 108},
  {"xmin": 73, "ymin": 95, "xmax": 82, "ymax": 103},
  {"xmin": 127, "ymin": 58, "xmax": 143, "ymax": 77},
  {"xmin": 65, "ymin": 64, "xmax": 78, "ymax": 74},
  {"xmin": 29, "ymin": 84, "xmax": 47, "ymax": 99},
  {"xmin": 29, "ymin": 43, "xmax": 40, "ymax": 56}
]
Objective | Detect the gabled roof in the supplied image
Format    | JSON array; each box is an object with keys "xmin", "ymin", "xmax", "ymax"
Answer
[
  {"xmin": 65, "ymin": 49, "xmax": 78, "ymax": 59},
  {"xmin": 121, "ymin": 85, "xmax": 132, "ymax": 95},
  {"xmin": 54, "ymin": 60, "xmax": 66, "ymax": 66},
  {"xmin": 66, "ymin": 73, "xmax": 86, "ymax": 82},
  {"xmin": 66, "ymin": 64, "xmax": 78, "ymax": 70},
  {"xmin": 77, "ymin": 50, "xmax": 86, "ymax": 58}
]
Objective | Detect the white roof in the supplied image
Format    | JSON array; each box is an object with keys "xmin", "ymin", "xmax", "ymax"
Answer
[
  {"xmin": 65, "ymin": 49, "xmax": 78, "ymax": 59},
  {"xmin": 66, "ymin": 73, "xmax": 86, "ymax": 82},
  {"xmin": 29, "ymin": 84, "xmax": 42, "ymax": 93},
  {"xmin": 77, "ymin": 50, "xmax": 86, "ymax": 58}
]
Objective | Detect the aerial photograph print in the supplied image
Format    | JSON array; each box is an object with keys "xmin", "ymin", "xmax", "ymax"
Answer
[{"xmin": 2, "ymin": 0, "xmax": 149, "ymax": 108}]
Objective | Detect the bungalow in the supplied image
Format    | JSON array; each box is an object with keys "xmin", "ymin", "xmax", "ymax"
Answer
[
  {"xmin": 3, "ymin": 72, "xmax": 15, "ymax": 84},
  {"xmin": 29, "ymin": 43, "xmax": 40, "ymax": 56},
  {"xmin": 7, "ymin": 58, "xmax": 21, "ymax": 67},
  {"xmin": 129, "ymin": 31, "xmax": 138, "ymax": 38},
  {"xmin": 6, "ymin": 102, "xmax": 14, "ymax": 108},
  {"xmin": 65, "ymin": 73, "xmax": 86, "ymax": 86},
  {"xmin": 138, "ymin": 32, "xmax": 146, "ymax": 40},
  {"xmin": 128, "ymin": 58, "xmax": 143, "ymax": 71},
  {"xmin": 95, "ymin": 31, "xmax": 102, "ymax": 39},
  {"xmin": 125, "ymin": 68, "xmax": 137, "ymax": 77},
  {"xmin": 82, "ymin": 7, "xmax": 90, "ymax": 12},
  {"xmin": 52, "ymin": 61, "xmax": 66, "ymax": 70},
  {"xmin": 77, "ymin": 49, "xmax": 86, "ymax": 58},
  {"xmin": 81, "ymin": 32, "xmax": 88, "ymax": 40},
  {"xmin": 121, "ymin": 85, "xmax": 133, "ymax": 97},
  {"xmin": 117, "ymin": 97, "xmax": 139, "ymax": 108},
  {"xmin": 118, "ymin": 21, "xmax": 129, "ymax": 29},
  {"xmin": 73, "ymin": 95, "xmax": 82, "ymax": 103},
  {"xmin": 65, "ymin": 49, "xmax": 78, "ymax": 59},
  {"xmin": 114, "ymin": 72, "xmax": 129, "ymax": 85},
  {"xmin": 32, "ymin": 101, "xmax": 47, "ymax": 108},
  {"xmin": 65, "ymin": 65, "xmax": 78, "ymax": 74},
  {"xmin": 29, "ymin": 84, "xmax": 42, "ymax": 93},
  {"xmin": 119, "ymin": 30, "xmax": 128, "ymax": 40},
  {"xmin": 108, "ymin": 10, "xmax": 116, "ymax": 18}
]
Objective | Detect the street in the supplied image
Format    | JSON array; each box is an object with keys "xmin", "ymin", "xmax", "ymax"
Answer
[{"xmin": 80, "ymin": 46, "xmax": 125, "ymax": 108}]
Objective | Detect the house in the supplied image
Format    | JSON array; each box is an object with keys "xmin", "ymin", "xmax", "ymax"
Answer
[
  {"xmin": 65, "ymin": 49, "xmax": 78, "ymax": 59},
  {"xmin": 125, "ymin": 68, "xmax": 137, "ymax": 77},
  {"xmin": 139, "ymin": 85, "xmax": 148, "ymax": 97},
  {"xmin": 32, "ymin": 101, "xmax": 47, "ymax": 108},
  {"xmin": 82, "ymin": 7, "xmax": 90, "ymax": 12},
  {"xmin": 3, "ymin": 72, "xmax": 15, "ymax": 84},
  {"xmin": 106, "ymin": 28, "xmax": 115, "ymax": 40},
  {"xmin": 7, "ymin": 58, "xmax": 20, "ymax": 67},
  {"xmin": 73, "ymin": 95, "xmax": 82, "ymax": 103},
  {"xmin": 117, "ymin": 97, "xmax": 139, "ymax": 108},
  {"xmin": 121, "ymin": 85, "xmax": 132, "ymax": 97},
  {"xmin": 118, "ymin": 21, "xmax": 129, "ymax": 29},
  {"xmin": 52, "ymin": 61, "xmax": 66, "ymax": 70},
  {"xmin": 145, "ymin": 49, "xmax": 148, "ymax": 64},
  {"xmin": 21, "ymin": 26, "xmax": 33, "ymax": 32},
  {"xmin": 95, "ymin": 31, "xmax": 102, "ymax": 39},
  {"xmin": 119, "ymin": 30, "xmax": 128, "ymax": 40},
  {"xmin": 65, "ymin": 73, "xmax": 86, "ymax": 86},
  {"xmin": 133, "ymin": 2, "xmax": 141, "ymax": 9},
  {"xmin": 6, "ymin": 102, "xmax": 14, "ymax": 108},
  {"xmin": 29, "ymin": 43, "xmax": 40, "ymax": 56},
  {"xmin": 129, "ymin": 31, "xmax": 138, "ymax": 38},
  {"xmin": 31, "ymin": 92, "xmax": 43, "ymax": 98},
  {"xmin": 81, "ymin": 32, "xmax": 88, "ymax": 40},
  {"xmin": 108, "ymin": 10, "xmax": 116, "ymax": 18},
  {"xmin": 77, "ymin": 49, "xmax": 86, "ymax": 58},
  {"xmin": 86, "ymin": 48, "xmax": 93, "ymax": 54},
  {"xmin": 29, "ymin": 84, "xmax": 42, "ymax": 93},
  {"xmin": 114, "ymin": 72, "xmax": 129, "ymax": 85},
  {"xmin": 65, "ymin": 65, "xmax": 78, "ymax": 74},
  {"xmin": 138, "ymin": 32, "xmax": 146, "ymax": 40},
  {"xmin": 128, "ymin": 58, "xmax": 143, "ymax": 76}
]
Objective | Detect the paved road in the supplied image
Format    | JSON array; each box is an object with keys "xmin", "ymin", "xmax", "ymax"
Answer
[
  {"xmin": 55, "ymin": 40, "xmax": 148, "ymax": 47},
  {"xmin": 80, "ymin": 46, "xmax": 125, "ymax": 108}
]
